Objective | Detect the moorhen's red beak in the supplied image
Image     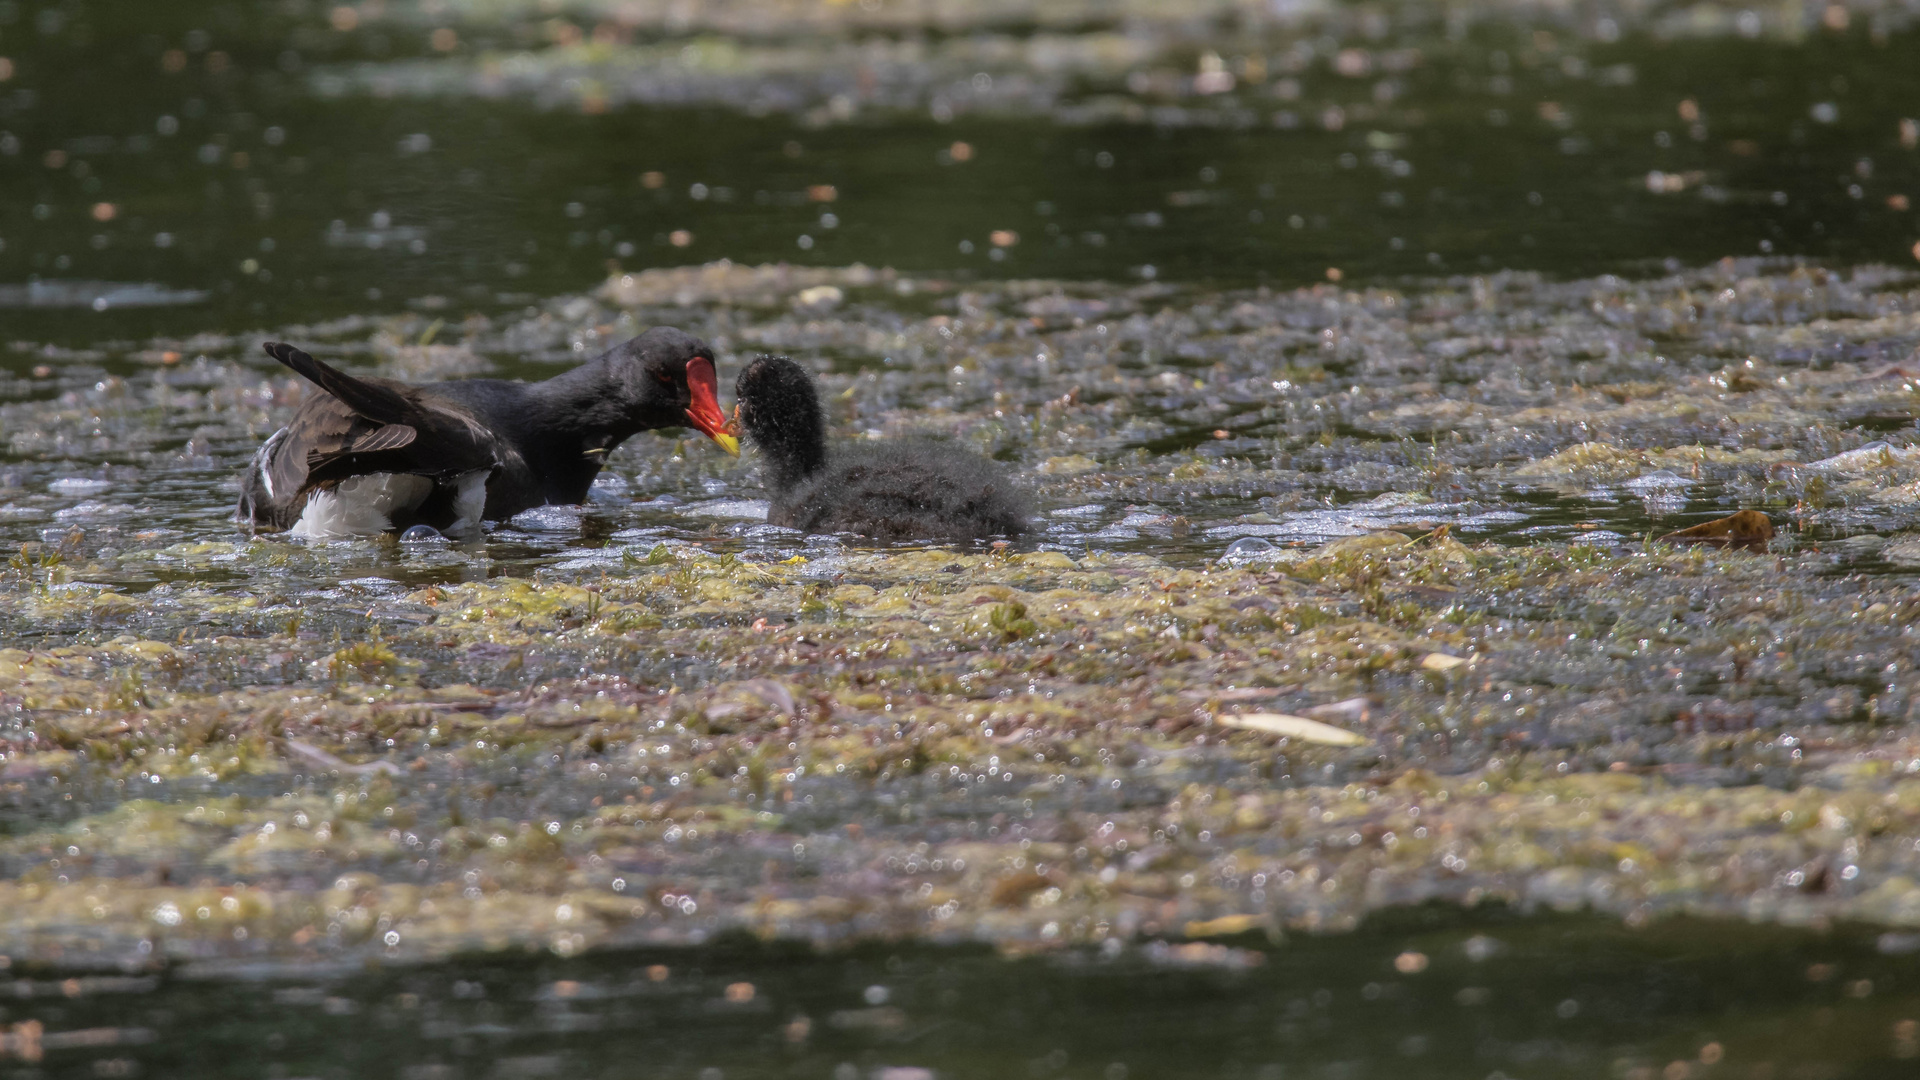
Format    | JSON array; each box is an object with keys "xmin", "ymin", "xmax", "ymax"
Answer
[{"xmin": 684, "ymin": 356, "xmax": 739, "ymax": 455}]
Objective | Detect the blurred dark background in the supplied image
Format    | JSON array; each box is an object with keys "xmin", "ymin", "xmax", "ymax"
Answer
[{"xmin": 0, "ymin": 0, "xmax": 1915, "ymax": 342}]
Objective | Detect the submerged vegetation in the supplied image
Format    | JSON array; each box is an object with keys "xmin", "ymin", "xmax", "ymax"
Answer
[
  {"xmin": 4, "ymin": 0, "xmax": 1920, "ymax": 1070},
  {"xmin": 5, "ymin": 260, "xmax": 1920, "ymax": 967}
]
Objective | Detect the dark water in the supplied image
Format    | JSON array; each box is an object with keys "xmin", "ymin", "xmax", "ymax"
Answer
[
  {"xmin": 6, "ymin": 912, "xmax": 1920, "ymax": 1079},
  {"xmin": 2, "ymin": 3, "xmax": 1918, "ymax": 344},
  {"xmin": 9, "ymin": 0, "xmax": 1920, "ymax": 1070}
]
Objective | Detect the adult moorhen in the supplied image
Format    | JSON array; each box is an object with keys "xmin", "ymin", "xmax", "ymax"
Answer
[
  {"xmin": 730, "ymin": 354, "xmax": 1029, "ymax": 541},
  {"xmin": 238, "ymin": 327, "xmax": 739, "ymax": 538}
]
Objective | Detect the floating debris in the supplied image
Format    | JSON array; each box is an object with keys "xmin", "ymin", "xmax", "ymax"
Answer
[
  {"xmin": 1660, "ymin": 510, "xmax": 1775, "ymax": 550},
  {"xmin": 3, "ymin": 260, "xmax": 1920, "ymax": 965},
  {"xmin": 1218, "ymin": 713, "xmax": 1368, "ymax": 746},
  {"xmin": 1303, "ymin": 697, "xmax": 1376, "ymax": 724},
  {"xmin": 277, "ymin": 738, "xmax": 404, "ymax": 777}
]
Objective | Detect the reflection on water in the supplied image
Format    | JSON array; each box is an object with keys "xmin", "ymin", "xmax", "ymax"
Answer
[
  {"xmin": 3, "ymin": 912, "xmax": 1920, "ymax": 1079},
  {"xmin": 0, "ymin": 280, "xmax": 210, "ymax": 310},
  {"xmin": 8, "ymin": 2, "xmax": 1920, "ymax": 1071},
  {"xmin": 1, "ymin": 2, "xmax": 1918, "ymax": 341}
]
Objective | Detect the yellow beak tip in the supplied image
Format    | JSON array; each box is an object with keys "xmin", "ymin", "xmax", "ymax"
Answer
[{"xmin": 715, "ymin": 433, "xmax": 741, "ymax": 457}]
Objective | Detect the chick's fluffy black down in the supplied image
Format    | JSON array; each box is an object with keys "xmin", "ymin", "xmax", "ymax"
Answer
[
  {"xmin": 734, "ymin": 354, "xmax": 1029, "ymax": 541},
  {"xmin": 768, "ymin": 440, "xmax": 1029, "ymax": 541}
]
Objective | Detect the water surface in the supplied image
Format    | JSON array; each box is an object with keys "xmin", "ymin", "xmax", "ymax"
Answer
[{"xmin": 7, "ymin": 1, "xmax": 1920, "ymax": 1073}]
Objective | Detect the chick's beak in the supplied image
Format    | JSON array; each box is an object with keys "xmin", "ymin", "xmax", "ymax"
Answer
[{"xmin": 683, "ymin": 356, "xmax": 740, "ymax": 456}]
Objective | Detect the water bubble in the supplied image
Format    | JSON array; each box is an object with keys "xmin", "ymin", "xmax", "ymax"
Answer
[
  {"xmin": 1220, "ymin": 537, "xmax": 1280, "ymax": 565},
  {"xmin": 510, "ymin": 505, "xmax": 583, "ymax": 532},
  {"xmin": 399, "ymin": 524, "xmax": 444, "ymax": 543},
  {"xmin": 1623, "ymin": 469, "xmax": 1687, "ymax": 493},
  {"xmin": 588, "ymin": 475, "xmax": 630, "ymax": 503}
]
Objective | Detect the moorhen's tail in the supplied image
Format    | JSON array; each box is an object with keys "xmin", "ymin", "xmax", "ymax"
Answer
[
  {"xmin": 264, "ymin": 342, "xmax": 415, "ymax": 428},
  {"xmin": 262, "ymin": 341, "xmax": 426, "ymax": 462},
  {"xmin": 240, "ymin": 343, "xmax": 499, "ymax": 536}
]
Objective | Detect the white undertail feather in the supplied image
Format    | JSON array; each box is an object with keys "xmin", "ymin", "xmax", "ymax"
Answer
[
  {"xmin": 291, "ymin": 473, "xmax": 433, "ymax": 539},
  {"xmin": 445, "ymin": 469, "xmax": 489, "ymax": 538},
  {"xmin": 250, "ymin": 428, "xmax": 287, "ymax": 500}
]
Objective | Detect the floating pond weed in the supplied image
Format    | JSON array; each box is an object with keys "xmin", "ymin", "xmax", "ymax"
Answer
[
  {"xmin": 985, "ymin": 600, "xmax": 1037, "ymax": 642},
  {"xmin": 1, "ymin": 260, "xmax": 1919, "ymax": 974},
  {"xmin": 0, "ymin": 0, "xmax": 1915, "ymax": 1064},
  {"xmin": 328, "ymin": 637, "xmax": 401, "ymax": 683}
]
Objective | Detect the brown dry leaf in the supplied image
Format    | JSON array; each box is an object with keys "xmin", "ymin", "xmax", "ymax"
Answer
[
  {"xmin": 1419, "ymin": 653, "xmax": 1469, "ymax": 672},
  {"xmin": 1659, "ymin": 510, "xmax": 1774, "ymax": 551},
  {"xmin": 989, "ymin": 872, "xmax": 1055, "ymax": 908}
]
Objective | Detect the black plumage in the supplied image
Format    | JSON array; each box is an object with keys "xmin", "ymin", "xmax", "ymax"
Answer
[
  {"xmin": 731, "ymin": 355, "xmax": 1029, "ymax": 541},
  {"xmin": 237, "ymin": 327, "xmax": 738, "ymax": 536}
]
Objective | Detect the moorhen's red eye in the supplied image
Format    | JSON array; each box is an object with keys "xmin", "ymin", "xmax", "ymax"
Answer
[{"xmin": 655, "ymin": 371, "xmax": 675, "ymax": 386}]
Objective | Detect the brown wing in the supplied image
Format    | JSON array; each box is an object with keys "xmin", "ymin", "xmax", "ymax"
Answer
[
  {"xmin": 351, "ymin": 423, "xmax": 418, "ymax": 454},
  {"xmin": 261, "ymin": 387, "xmax": 366, "ymax": 501}
]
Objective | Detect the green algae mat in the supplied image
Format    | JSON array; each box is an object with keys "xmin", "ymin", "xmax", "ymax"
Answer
[
  {"xmin": 14, "ymin": 257, "xmax": 1920, "ymax": 961},
  {"xmin": 8, "ymin": 0, "xmax": 1920, "ymax": 1075},
  {"xmin": 6, "ymin": 263, "xmax": 1920, "ymax": 1080}
]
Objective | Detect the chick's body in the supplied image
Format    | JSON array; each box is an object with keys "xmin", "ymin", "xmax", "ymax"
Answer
[
  {"xmin": 734, "ymin": 354, "xmax": 1029, "ymax": 542},
  {"xmin": 767, "ymin": 439, "xmax": 1029, "ymax": 541}
]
